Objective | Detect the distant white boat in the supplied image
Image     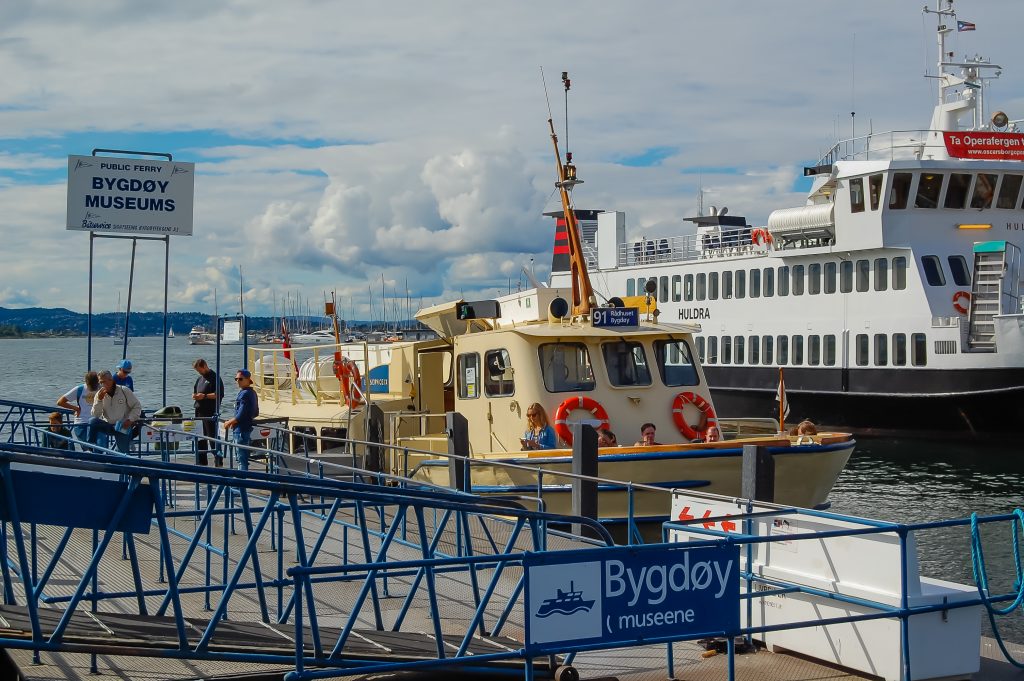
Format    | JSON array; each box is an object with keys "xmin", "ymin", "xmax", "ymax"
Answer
[
  {"xmin": 290, "ymin": 330, "xmax": 340, "ymax": 346},
  {"xmin": 168, "ymin": 327, "xmax": 176, "ymax": 338}
]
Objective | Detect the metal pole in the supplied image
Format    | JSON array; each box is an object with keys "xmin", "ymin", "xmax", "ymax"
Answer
[
  {"xmin": 162, "ymin": 236, "xmax": 170, "ymax": 406},
  {"xmin": 87, "ymin": 232, "xmax": 95, "ymax": 370},
  {"xmin": 122, "ymin": 238, "xmax": 137, "ymax": 360}
]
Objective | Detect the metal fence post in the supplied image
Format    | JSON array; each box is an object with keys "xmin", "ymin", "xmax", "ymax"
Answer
[
  {"xmin": 741, "ymin": 444, "xmax": 775, "ymax": 503},
  {"xmin": 446, "ymin": 412, "xmax": 470, "ymax": 493},
  {"xmin": 571, "ymin": 423, "xmax": 598, "ymax": 536}
]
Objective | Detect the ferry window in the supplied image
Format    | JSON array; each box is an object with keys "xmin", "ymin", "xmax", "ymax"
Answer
[
  {"xmin": 792, "ymin": 265, "xmax": 805, "ymax": 296},
  {"xmin": 708, "ymin": 272, "xmax": 719, "ymax": 300},
  {"xmin": 808, "ymin": 335, "xmax": 821, "ymax": 366},
  {"xmin": 874, "ymin": 258, "xmax": 888, "ymax": 291},
  {"xmin": 914, "ymin": 173, "xmax": 943, "ymax": 209},
  {"xmin": 921, "ymin": 256, "xmax": 945, "ymax": 286},
  {"xmin": 792, "ymin": 335, "xmax": 804, "ymax": 365},
  {"xmin": 696, "ymin": 273, "xmax": 707, "ymax": 300},
  {"xmin": 736, "ymin": 269, "xmax": 746, "ymax": 299},
  {"xmin": 763, "ymin": 335, "xmax": 773, "ymax": 365},
  {"xmin": 945, "ymin": 173, "xmax": 971, "ymax": 209},
  {"xmin": 721, "ymin": 336, "xmax": 732, "ymax": 365},
  {"xmin": 777, "ymin": 266, "xmax": 790, "ymax": 296},
  {"xmin": 626, "ymin": 279, "xmax": 636, "ymax": 297},
  {"xmin": 722, "ymin": 271, "xmax": 733, "ymax": 299},
  {"xmin": 889, "ymin": 172, "xmax": 912, "ymax": 209},
  {"xmin": 696, "ymin": 336, "xmax": 706, "ymax": 362},
  {"xmin": 457, "ymin": 353, "xmax": 480, "ymax": 399},
  {"xmin": 947, "ymin": 255, "xmax": 971, "ymax": 286},
  {"xmin": 683, "ymin": 274, "xmax": 694, "ymax": 301},
  {"xmin": 602, "ymin": 341, "xmax": 652, "ymax": 387},
  {"xmin": 997, "ymin": 174, "xmax": 1023, "ymax": 209},
  {"xmin": 734, "ymin": 336, "xmax": 745, "ymax": 364},
  {"xmin": 893, "ymin": 333, "xmax": 907, "ymax": 366},
  {"xmin": 824, "ymin": 262, "xmax": 837, "ymax": 294},
  {"xmin": 840, "ymin": 261, "xmax": 853, "ymax": 293},
  {"xmin": 869, "ymin": 174, "xmax": 883, "ymax": 210},
  {"xmin": 970, "ymin": 173, "xmax": 997, "ymax": 209},
  {"xmin": 874, "ymin": 334, "xmax": 888, "ymax": 367},
  {"xmin": 855, "ymin": 334, "xmax": 869, "ymax": 366},
  {"xmin": 655, "ymin": 340, "xmax": 700, "ymax": 386},
  {"xmin": 659, "ymin": 276, "xmax": 669, "ymax": 303},
  {"xmin": 849, "ymin": 177, "xmax": 865, "ymax": 213},
  {"xmin": 746, "ymin": 335, "xmax": 758, "ymax": 365},
  {"xmin": 808, "ymin": 263, "xmax": 821, "ymax": 295},
  {"xmin": 856, "ymin": 259, "xmax": 870, "ymax": 292},
  {"xmin": 893, "ymin": 257, "xmax": 907, "ymax": 290},
  {"xmin": 483, "ymin": 349, "xmax": 514, "ymax": 397},
  {"xmin": 824, "ymin": 335, "xmax": 837, "ymax": 366},
  {"xmin": 539, "ymin": 343, "xmax": 595, "ymax": 393},
  {"xmin": 912, "ymin": 333, "xmax": 927, "ymax": 366},
  {"xmin": 707, "ymin": 336, "xmax": 718, "ymax": 364},
  {"xmin": 763, "ymin": 268, "xmax": 774, "ymax": 297},
  {"xmin": 672, "ymin": 275, "xmax": 682, "ymax": 302},
  {"xmin": 777, "ymin": 335, "xmax": 789, "ymax": 365},
  {"xmin": 750, "ymin": 268, "xmax": 761, "ymax": 298}
]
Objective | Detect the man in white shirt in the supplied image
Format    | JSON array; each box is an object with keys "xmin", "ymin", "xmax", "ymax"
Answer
[{"xmin": 87, "ymin": 370, "xmax": 142, "ymax": 454}]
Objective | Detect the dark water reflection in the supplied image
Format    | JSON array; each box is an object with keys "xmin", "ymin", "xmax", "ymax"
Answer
[{"xmin": 829, "ymin": 437, "xmax": 1024, "ymax": 641}]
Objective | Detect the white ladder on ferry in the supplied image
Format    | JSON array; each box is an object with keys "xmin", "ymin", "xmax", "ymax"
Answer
[{"xmin": 966, "ymin": 241, "xmax": 1022, "ymax": 352}]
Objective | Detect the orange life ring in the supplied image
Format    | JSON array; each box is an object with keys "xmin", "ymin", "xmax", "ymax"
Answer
[
  {"xmin": 334, "ymin": 357, "xmax": 364, "ymax": 407},
  {"xmin": 671, "ymin": 392, "xmax": 717, "ymax": 441},
  {"xmin": 553, "ymin": 396, "xmax": 610, "ymax": 446},
  {"xmin": 952, "ymin": 290, "xmax": 971, "ymax": 315},
  {"xmin": 751, "ymin": 228, "xmax": 774, "ymax": 247}
]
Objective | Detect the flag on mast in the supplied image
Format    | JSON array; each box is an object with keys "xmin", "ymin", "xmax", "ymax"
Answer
[
  {"xmin": 957, "ymin": 20, "xmax": 976, "ymax": 32},
  {"xmin": 776, "ymin": 367, "xmax": 790, "ymax": 432}
]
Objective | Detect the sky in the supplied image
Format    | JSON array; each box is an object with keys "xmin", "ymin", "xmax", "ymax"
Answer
[{"xmin": 2, "ymin": 0, "xmax": 1022, "ymax": 320}]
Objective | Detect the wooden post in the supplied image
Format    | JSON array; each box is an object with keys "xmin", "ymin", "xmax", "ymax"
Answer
[
  {"xmin": 446, "ymin": 412, "xmax": 471, "ymax": 493},
  {"xmin": 742, "ymin": 444, "xmax": 775, "ymax": 503}
]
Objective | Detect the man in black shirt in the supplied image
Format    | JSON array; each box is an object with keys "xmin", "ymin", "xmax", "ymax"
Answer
[{"xmin": 191, "ymin": 358, "xmax": 225, "ymax": 466}]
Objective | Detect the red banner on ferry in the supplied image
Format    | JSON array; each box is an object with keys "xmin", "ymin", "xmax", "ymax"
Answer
[{"xmin": 944, "ymin": 132, "xmax": 1024, "ymax": 160}]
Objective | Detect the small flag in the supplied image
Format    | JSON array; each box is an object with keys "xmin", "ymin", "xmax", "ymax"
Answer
[
  {"xmin": 776, "ymin": 367, "xmax": 790, "ymax": 431},
  {"xmin": 957, "ymin": 20, "xmax": 976, "ymax": 32}
]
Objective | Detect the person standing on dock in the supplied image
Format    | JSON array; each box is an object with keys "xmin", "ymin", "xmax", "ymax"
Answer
[
  {"xmin": 113, "ymin": 360, "xmax": 134, "ymax": 391},
  {"xmin": 224, "ymin": 369, "xmax": 258, "ymax": 471},
  {"xmin": 191, "ymin": 358, "xmax": 225, "ymax": 467},
  {"xmin": 56, "ymin": 371, "xmax": 100, "ymax": 444},
  {"xmin": 88, "ymin": 370, "xmax": 142, "ymax": 454}
]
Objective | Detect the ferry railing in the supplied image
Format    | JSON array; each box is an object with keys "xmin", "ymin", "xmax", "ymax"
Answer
[
  {"xmin": 814, "ymin": 128, "xmax": 954, "ymax": 167},
  {"xmin": 615, "ymin": 226, "xmax": 763, "ymax": 268}
]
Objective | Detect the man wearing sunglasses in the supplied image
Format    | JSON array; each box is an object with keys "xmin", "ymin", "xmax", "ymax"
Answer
[{"xmin": 223, "ymin": 370, "xmax": 259, "ymax": 471}]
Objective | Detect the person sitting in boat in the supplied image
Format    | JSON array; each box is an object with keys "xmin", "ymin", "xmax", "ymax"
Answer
[
  {"xmin": 44, "ymin": 412, "xmax": 73, "ymax": 450},
  {"xmin": 705, "ymin": 425, "xmax": 722, "ymax": 442},
  {"xmin": 520, "ymin": 402, "xmax": 557, "ymax": 450},
  {"xmin": 113, "ymin": 359, "xmax": 134, "ymax": 391},
  {"xmin": 634, "ymin": 422, "xmax": 662, "ymax": 446},
  {"xmin": 597, "ymin": 428, "xmax": 618, "ymax": 447},
  {"xmin": 788, "ymin": 420, "xmax": 818, "ymax": 436}
]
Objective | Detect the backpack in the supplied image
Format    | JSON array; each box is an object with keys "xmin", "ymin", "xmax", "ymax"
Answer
[{"xmin": 75, "ymin": 384, "xmax": 85, "ymax": 406}]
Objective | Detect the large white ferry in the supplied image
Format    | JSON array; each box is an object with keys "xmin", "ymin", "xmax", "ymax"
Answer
[{"xmin": 551, "ymin": 2, "xmax": 1024, "ymax": 436}]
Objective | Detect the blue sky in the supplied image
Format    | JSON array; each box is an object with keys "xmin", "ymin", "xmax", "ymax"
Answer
[{"xmin": 1, "ymin": 0, "xmax": 1021, "ymax": 317}]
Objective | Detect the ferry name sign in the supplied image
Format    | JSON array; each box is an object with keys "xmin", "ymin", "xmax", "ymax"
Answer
[
  {"xmin": 66, "ymin": 155, "xmax": 195, "ymax": 236},
  {"xmin": 523, "ymin": 543, "xmax": 739, "ymax": 655},
  {"xmin": 943, "ymin": 131, "xmax": 1024, "ymax": 160}
]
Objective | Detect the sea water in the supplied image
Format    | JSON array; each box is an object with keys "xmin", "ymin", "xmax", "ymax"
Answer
[{"xmin": 0, "ymin": 336, "xmax": 1020, "ymax": 641}]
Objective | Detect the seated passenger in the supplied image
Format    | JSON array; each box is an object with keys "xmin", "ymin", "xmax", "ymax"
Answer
[
  {"xmin": 705, "ymin": 425, "xmax": 722, "ymax": 443},
  {"xmin": 634, "ymin": 422, "xmax": 662, "ymax": 446},
  {"xmin": 520, "ymin": 402, "xmax": 557, "ymax": 450},
  {"xmin": 44, "ymin": 412, "xmax": 73, "ymax": 450},
  {"xmin": 597, "ymin": 428, "xmax": 618, "ymax": 447},
  {"xmin": 789, "ymin": 420, "xmax": 818, "ymax": 436}
]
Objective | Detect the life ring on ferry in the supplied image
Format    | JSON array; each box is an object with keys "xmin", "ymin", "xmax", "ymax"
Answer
[
  {"xmin": 671, "ymin": 392, "xmax": 717, "ymax": 441},
  {"xmin": 952, "ymin": 290, "xmax": 971, "ymax": 315},
  {"xmin": 553, "ymin": 396, "xmax": 610, "ymax": 446},
  {"xmin": 751, "ymin": 228, "xmax": 774, "ymax": 247},
  {"xmin": 333, "ymin": 357, "xmax": 364, "ymax": 407}
]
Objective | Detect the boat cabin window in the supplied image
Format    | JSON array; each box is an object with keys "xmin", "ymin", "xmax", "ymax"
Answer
[
  {"xmin": 893, "ymin": 257, "xmax": 907, "ymax": 290},
  {"xmin": 893, "ymin": 333, "xmax": 907, "ymax": 366},
  {"xmin": 997, "ymin": 174, "xmax": 1023, "ymax": 209},
  {"xmin": 654, "ymin": 340, "xmax": 700, "ymax": 386},
  {"xmin": 696, "ymin": 336, "xmax": 706, "ymax": 362},
  {"xmin": 808, "ymin": 263, "xmax": 821, "ymax": 295},
  {"xmin": 915, "ymin": 173, "xmax": 943, "ymax": 209},
  {"xmin": 707, "ymin": 336, "xmax": 718, "ymax": 364},
  {"xmin": 672, "ymin": 275, "xmax": 682, "ymax": 302},
  {"xmin": 856, "ymin": 259, "xmax": 870, "ymax": 292},
  {"xmin": 708, "ymin": 272, "xmax": 719, "ymax": 300},
  {"xmin": 722, "ymin": 271, "xmax": 733, "ymax": 299},
  {"xmin": 874, "ymin": 334, "xmax": 888, "ymax": 366},
  {"xmin": 824, "ymin": 262, "xmax": 837, "ymax": 294},
  {"xmin": 947, "ymin": 256, "xmax": 971, "ymax": 286},
  {"xmin": 735, "ymin": 270, "xmax": 746, "ymax": 299},
  {"xmin": 824, "ymin": 335, "xmax": 837, "ymax": 366},
  {"xmin": 734, "ymin": 335, "xmax": 745, "ymax": 364},
  {"xmin": 889, "ymin": 172, "xmax": 912, "ymax": 209},
  {"xmin": 921, "ymin": 256, "xmax": 945, "ymax": 286},
  {"xmin": 855, "ymin": 334, "xmax": 869, "ymax": 366},
  {"xmin": 457, "ymin": 353, "xmax": 481, "ymax": 399},
  {"xmin": 539, "ymin": 343, "xmax": 595, "ymax": 393},
  {"xmin": 776, "ymin": 335, "xmax": 789, "ymax": 364},
  {"xmin": 777, "ymin": 266, "xmax": 790, "ymax": 296},
  {"xmin": 746, "ymin": 335, "xmax": 757, "ymax": 365},
  {"xmin": 850, "ymin": 177, "xmax": 865, "ymax": 213},
  {"xmin": 683, "ymin": 274, "xmax": 694, "ymax": 301},
  {"xmin": 750, "ymin": 268, "xmax": 761, "ymax": 298},
  {"xmin": 840, "ymin": 261, "xmax": 853, "ymax": 293},
  {"xmin": 696, "ymin": 273, "xmax": 707, "ymax": 301},
  {"xmin": 869, "ymin": 174, "xmax": 883, "ymax": 210},
  {"xmin": 483, "ymin": 349, "xmax": 514, "ymax": 397},
  {"xmin": 627, "ymin": 279, "xmax": 635, "ymax": 296},
  {"xmin": 808, "ymin": 335, "xmax": 821, "ymax": 366},
  {"xmin": 602, "ymin": 341, "xmax": 652, "ymax": 387},
  {"xmin": 791, "ymin": 335, "xmax": 804, "ymax": 365},
  {"xmin": 791, "ymin": 265, "xmax": 804, "ymax": 296},
  {"xmin": 874, "ymin": 258, "xmax": 888, "ymax": 291},
  {"xmin": 763, "ymin": 267, "xmax": 774, "ymax": 297},
  {"xmin": 659, "ymin": 276, "xmax": 670, "ymax": 303},
  {"xmin": 762, "ymin": 335, "xmax": 773, "ymax": 365},
  {"xmin": 721, "ymin": 336, "xmax": 732, "ymax": 364},
  {"xmin": 970, "ymin": 173, "xmax": 997, "ymax": 210},
  {"xmin": 945, "ymin": 173, "xmax": 971, "ymax": 209},
  {"xmin": 912, "ymin": 333, "xmax": 927, "ymax": 366}
]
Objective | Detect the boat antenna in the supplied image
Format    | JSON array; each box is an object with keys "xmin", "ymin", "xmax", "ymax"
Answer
[{"xmin": 562, "ymin": 70, "xmax": 571, "ymax": 164}]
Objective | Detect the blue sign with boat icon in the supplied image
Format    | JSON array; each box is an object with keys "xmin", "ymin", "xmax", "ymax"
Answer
[{"xmin": 524, "ymin": 544, "xmax": 739, "ymax": 654}]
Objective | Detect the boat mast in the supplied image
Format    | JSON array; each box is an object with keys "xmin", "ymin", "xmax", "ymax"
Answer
[{"xmin": 547, "ymin": 70, "xmax": 595, "ymax": 317}]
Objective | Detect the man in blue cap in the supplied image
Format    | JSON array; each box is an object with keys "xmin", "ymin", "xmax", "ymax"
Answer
[
  {"xmin": 114, "ymin": 359, "xmax": 134, "ymax": 392},
  {"xmin": 223, "ymin": 369, "xmax": 258, "ymax": 471}
]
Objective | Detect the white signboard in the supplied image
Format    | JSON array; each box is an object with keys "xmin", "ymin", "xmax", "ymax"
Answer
[
  {"xmin": 223, "ymin": 320, "xmax": 241, "ymax": 343},
  {"xmin": 66, "ymin": 155, "xmax": 195, "ymax": 236}
]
